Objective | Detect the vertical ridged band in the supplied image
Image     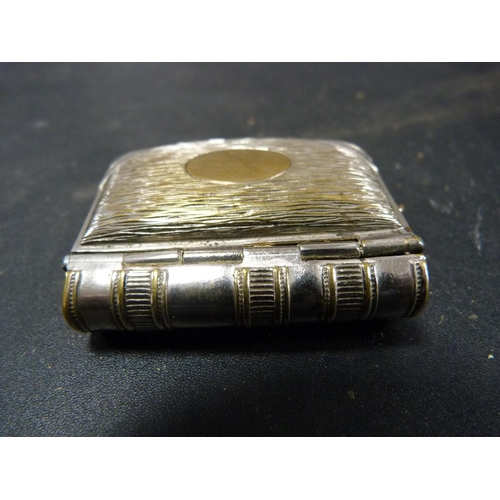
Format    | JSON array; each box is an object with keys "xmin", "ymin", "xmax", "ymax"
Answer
[
  {"xmin": 234, "ymin": 267, "xmax": 248, "ymax": 326},
  {"xmin": 334, "ymin": 263, "xmax": 365, "ymax": 321},
  {"xmin": 62, "ymin": 271, "xmax": 88, "ymax": 332},
  {"xmin": 248, "ymin": 268, "xmax": 275, "ymax": 326},
  {"xmin": 234, "ymin": 267, "xmax": 289, "ymax": 326},
  {"xmin": 322, "ymin": 262, "xmax": 379, "ymax": 322},
  {"xmin": 321, "ymin": 264, "xmax": 337, "ymax": 323},
  {"xmin": 152, "ymin": 268, "xmax": 172, "ymax": 329},
  {"xmin": 110, "ymin": 270, "xmax": 132, "ymax": 330},
  {"xmin": 123, "ymin": 270, "xmax": 158, "ymax": 330},
  {"xmin": 275, "ymin": 266, "xmax": 290, "ymax": 325},
  {"xmin": 111, "ymin": 269, "xmax": 172, "ymax": 330},
  {"xmin": 406, "ymin": 259, "xmax": 429, "ymax": 317},
  {"xmin": 361, "ymin": 262, "xmax": 379, "ymax": 320}
]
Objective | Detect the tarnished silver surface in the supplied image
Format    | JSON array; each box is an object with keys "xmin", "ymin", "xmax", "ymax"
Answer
[{"xmin": 63, "ymin": 138, "xmax": 428, "ymax": 332}]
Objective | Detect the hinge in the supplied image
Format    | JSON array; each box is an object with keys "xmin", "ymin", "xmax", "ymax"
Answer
[
  {"xmin": 123, "ymin": 248, "xmax": 243, "ymax": 266},
  {"xmin": 182, "ymin": 248, "xmax": 243, "ymax": 264},
  {"xmin": 299, "ymin": 241, "xmax": 360, "ymax": 260}
]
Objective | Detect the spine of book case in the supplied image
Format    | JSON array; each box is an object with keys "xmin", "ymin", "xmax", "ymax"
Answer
[{"xmin": 63, "ymin": 254, "xmax": 428, "ymax": 332}]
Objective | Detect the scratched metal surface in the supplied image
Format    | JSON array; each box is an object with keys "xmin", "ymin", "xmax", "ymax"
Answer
[
  {"xmin": 82, "ymin": 139, "xmax": 402, "ymax": 245},
  {"xmin": 1, "ymin": 63, "xmax": 499, "ymax": 436}
]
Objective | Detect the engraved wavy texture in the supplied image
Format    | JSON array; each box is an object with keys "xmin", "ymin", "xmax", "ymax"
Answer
[{"xmin": 82, "ymin": 139, "xmax": 402, "ymax": 245}]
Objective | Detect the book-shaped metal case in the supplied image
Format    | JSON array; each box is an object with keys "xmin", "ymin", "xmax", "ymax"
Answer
[{"xmin": 63, "ymin": 138, "xmax": 428, "ymax": 331}]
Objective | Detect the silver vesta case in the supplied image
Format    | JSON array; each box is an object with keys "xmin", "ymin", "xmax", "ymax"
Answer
[{"xmin": 62, "ymin": 138, "xmax": 429, "ymax": 332}]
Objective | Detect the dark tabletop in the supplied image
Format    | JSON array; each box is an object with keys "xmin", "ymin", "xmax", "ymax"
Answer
[{"xmin": 1, "ymin": 63, "xmax": 499, "ymax": 436}]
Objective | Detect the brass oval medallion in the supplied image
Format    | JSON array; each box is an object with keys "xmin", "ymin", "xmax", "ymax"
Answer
[{"xmin": 186, "ymin": 149, "xmax": 291, "ymax": 183}]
